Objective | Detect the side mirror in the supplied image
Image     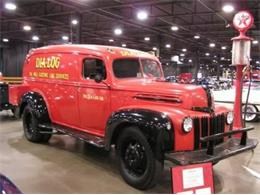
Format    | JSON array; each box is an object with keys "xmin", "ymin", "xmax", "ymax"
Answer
[{"xmin": 94, "ymin": 74, "xmax": 103, "ymax": 83}]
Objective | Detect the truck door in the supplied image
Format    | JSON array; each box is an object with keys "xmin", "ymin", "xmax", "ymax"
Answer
[
  {"xmin": 45, "ymin": 53, "xmax": 80, "ymax": 128},
  {"xmin": 78, "ymin": 57, "xmax": 110, "ymax": 136}
]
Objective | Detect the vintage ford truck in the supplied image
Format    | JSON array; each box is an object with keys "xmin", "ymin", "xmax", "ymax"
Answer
[{"xmin": 0, "ymin": 44, "xmax": 258, "ymax": 189}]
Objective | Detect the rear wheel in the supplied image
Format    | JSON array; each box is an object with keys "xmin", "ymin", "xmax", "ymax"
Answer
[
  {"xmin": 242, "ymin": 105, "xmax": 258, "ymax": 122},
  {"xmin": 22, "ymin": 105, "xmax": 52, "ymax": 143},
  {"xmin": 116, "ymin": 127, "xmax": 163, "ymax": 190}
]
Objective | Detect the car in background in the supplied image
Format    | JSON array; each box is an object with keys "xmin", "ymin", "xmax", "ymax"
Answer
[
  {"xmin": 165, "ymin": 73, "xmax": 193, "ymax": 84},
  {"xmin": 244, "ymin": 69, "xmax": 260, "ymax": 81},
  {"xmin": 243, "ymin": 80, "xmax": 260, "ymax": 88},
  {"xmin": 165, "ymin": 75, "xmax": 177, "ymax": 83},
  {"xmin": 198, "ymin": 77, "xmax": 232, "ymax": 91},
  {"xmin": 213, "ymin": 81, "xmax": 260, "ymax": 122},
  {"xmin": 178, "ymin": 72, "xmax": 193, "ymax": 83}
]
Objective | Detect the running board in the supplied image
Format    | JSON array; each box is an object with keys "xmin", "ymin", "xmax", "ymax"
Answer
[{"xmin": 38, "ymin": 123, "xmax": 105, "ymax": 148}]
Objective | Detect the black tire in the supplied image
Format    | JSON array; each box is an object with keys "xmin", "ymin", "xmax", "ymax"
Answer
[
  {"xmin": 242, "ymin": 105, "xmax": 259, "ymax": 122},
  {"xmin": 116, "ymin": 126, "xmax": 163, "ymax": 190},
  {"xmin": 22, "ymin": 105, "xmax": 52, "ymax": 143}
]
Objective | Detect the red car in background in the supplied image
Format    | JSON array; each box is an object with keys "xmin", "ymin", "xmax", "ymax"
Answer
[
  {"xmin": 244, "ymin": 69, "xmax": 260, "ymax": 81},
  {"xmin": 178, "ymin": 72, "xmax": 193, "ymax": 84}
]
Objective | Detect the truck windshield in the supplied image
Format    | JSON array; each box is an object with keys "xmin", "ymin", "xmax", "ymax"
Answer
[{"xmin": 113, "ymin": 58, "xmax": 162, "ymax": 79}]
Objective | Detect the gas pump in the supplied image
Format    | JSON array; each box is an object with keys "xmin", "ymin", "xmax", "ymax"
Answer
[{"xmin": 231, "ymin": 11, "xmax": 254, "ymax": 132}]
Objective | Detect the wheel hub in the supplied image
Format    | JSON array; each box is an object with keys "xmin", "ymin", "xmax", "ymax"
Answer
[{"xmin": 124, "ymin": 141, "xmax": 146, "ymax": 175}]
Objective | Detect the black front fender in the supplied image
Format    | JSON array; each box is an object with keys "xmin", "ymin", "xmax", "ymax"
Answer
[{"xmin": 105, "ymin": 109, "xmax": 174, "ymax": 160}]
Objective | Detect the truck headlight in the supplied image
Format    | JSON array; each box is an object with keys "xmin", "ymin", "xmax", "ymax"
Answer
[
  {"xmin": 183, "ymin": 117, "xmax": 193, "ymax": 133},
  {"xmin": 226, "ymin": 112, "xmax": 234, "ymax": 125}
]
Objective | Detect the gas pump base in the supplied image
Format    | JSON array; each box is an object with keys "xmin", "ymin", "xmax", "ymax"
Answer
[{"xmin": 165, "ymin": 127, "xmax": 258, "ymax": 165}]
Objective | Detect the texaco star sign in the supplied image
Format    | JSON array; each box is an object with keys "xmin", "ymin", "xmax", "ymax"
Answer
[{"xmin": 233, "ymin": 11, "xmax": 254, "ymax": 33}]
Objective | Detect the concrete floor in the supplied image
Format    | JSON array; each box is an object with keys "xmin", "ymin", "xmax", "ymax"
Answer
[{"xmin": 0, "ymin": 110, "xmax": 260, "ymax": 193}]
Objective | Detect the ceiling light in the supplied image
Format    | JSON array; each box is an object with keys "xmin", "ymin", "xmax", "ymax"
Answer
[
  {"xmin": 171, "ymin": 25, "xmax": 179, "ymax": 31},
  {"xmin": 221, "ymin": 46, "xmax": 227, "ymax": 50},
  {"xmin": 188, "ymin": 59, "xmax": 192, "ymax": 62},
  {"xmin": 23, "ymin": 25, "xmax": 31, "ymax": 31},
  {"xmin": 252, "ymin": 40, "xmax": 259, "ymax": 45},
  {"xmin": 256, "ymin": 61, "xmax": 260, "ymax": 64},
  {"xmin": 221, "ymin": 57, "xmax": 225, "ymax": 60},
  {"xmin": 165, "ymin": 44, "xmax": 171, "ymax": 48},
  {"xmin": 144, "ymin": 37, "xmax": 150, "ymax": 41},
  {"xmin": 222, "ymin": 4, "xmax": 234, "ymax": 13},
  {"xmin": 194, "ymin": 35, "xmax": 200, "ymax": 39},
  {"xmin": 209, "ymin": 43, "xmax": 216, "ymax": 47},
  {"xmin": 71, "ymin": 19, "xmax": 78, "ymax": 25},
  {"xmin": 2, "ymin": 38, "xmax": 9, "ymax": 42},
  {"xmin": 182, "ymin": 48, "xmax": 187, "ymax": 52},
  {"xmin": 109, "ymin": 39, "xmax": 114, "ymax": 42},
  {"xmin": 32, "ymin": 36, "xmax": 39, "ymax": 41},
  {"xmin": 4, "ymin": 2, "xmax": 16, "ymax": 10},
  {"xmin": 152, "ymin": 47, "xmax": 157, "ymax": 51},
  {"xmin": 205, "ymin": 53, "xmax": 210, "ymax": 56},
  {"xmin": 62, "ymin": 36, "xmax": 69, "ymax": 41},
  {"xmin": 180, "ymin": 53, "xmax": 185, "ymax": 57},
  {"xmin": 114, "ymin": 28, "xmax": 122, "ymax": 35},
  {"xmin": 122, "ymin": 43, "xmax": 126, "ymax": 47},
  {"xmin": 137, "ymin": 10, "xmax": 148, "ymax": 21}
]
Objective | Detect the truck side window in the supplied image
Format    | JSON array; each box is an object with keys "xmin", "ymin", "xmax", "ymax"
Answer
[
  {"xmin": 113, "ymin": 59, "xmax": 141, "ymax": 78},
  {"xmin": 83, "ymin": 58, "xmax": 106, "ymax": 80}
]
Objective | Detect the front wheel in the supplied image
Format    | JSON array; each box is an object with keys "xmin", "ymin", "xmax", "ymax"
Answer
[
  {"xmin": 242, "ymin": 105, "xmax": 259, "ymax": 122},
  {"xmin": 22, "ymin": 105, "xmax": 52, "ymax": 143},
  {"xmin": 116, "ymin": 127, "xmax": 163, "ymax": 190}
]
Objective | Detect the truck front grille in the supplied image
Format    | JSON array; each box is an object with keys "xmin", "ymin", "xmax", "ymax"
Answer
[{"xmin": 193, "ymin": 114, "xmax": 226, "ymax": 150}]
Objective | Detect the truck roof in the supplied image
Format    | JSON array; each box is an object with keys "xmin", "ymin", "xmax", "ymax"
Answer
[{"xmin": 29, "ymin": 44, "xmax": 157, "ymax": 60}]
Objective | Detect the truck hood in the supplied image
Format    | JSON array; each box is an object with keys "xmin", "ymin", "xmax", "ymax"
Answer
[{"xmin": 113, "ymin": 78, "xmax": 210, "ymax": 110}]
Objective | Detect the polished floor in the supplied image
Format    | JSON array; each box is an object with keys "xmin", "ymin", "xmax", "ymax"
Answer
[{"xmin": 0, "ymin": 110, "xmax": 260, "ymax": 193}]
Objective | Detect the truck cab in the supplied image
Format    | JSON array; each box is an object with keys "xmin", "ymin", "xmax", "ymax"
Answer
[{"xmin": 6, "ymin": 45, "xmax": 258, "ymax": 190}]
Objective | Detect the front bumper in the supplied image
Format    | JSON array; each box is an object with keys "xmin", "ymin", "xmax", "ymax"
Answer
[{"xmin": 165, "ymin": 126, "xmax": 258, "ymax": 165}]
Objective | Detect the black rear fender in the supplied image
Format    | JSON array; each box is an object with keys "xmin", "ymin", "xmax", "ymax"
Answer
[{"xmin": 20, "ymin": 92, "xmax": 50, "ymax": 123}]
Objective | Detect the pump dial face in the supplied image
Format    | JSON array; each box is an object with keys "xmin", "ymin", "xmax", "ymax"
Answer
[{"xmin": 233, "ymin": 11, "xmax": 254, "ymax": 32}]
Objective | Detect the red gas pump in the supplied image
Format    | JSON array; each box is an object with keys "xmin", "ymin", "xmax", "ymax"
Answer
[{"xmin": 232, "ymin": 11, "xmax": 254, "ymax": 131}]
